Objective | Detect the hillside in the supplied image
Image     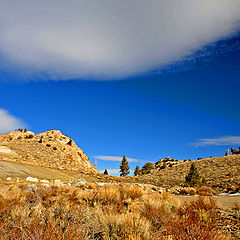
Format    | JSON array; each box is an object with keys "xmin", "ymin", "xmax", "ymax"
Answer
[
  {"xmin": 128, "ymin": 155, "xmax": 240, "ymax": 189},
  {"xmin": 0, "ymin": 129, "xmax": 100, "ymax": 177},
  {"xmin": 0, "ymin": 129, "xmax": 239, "ymax": 189}
]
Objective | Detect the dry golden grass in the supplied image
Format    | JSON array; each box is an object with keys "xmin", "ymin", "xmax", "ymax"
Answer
[
  {"xmin": 0, "ymin": 183, "xmax": 230, "ymax": 240},
  {"xmin": 165, "ymin": 197, "xmax": 230, "ymax": 240}
]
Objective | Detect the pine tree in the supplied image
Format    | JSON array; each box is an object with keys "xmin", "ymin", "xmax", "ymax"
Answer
[
  {"xmin": 134, "ymin": 165, "xmax": 141, "ymax": 176},
  {"xmin": 103, "ymin": 169, "xmax": 108, "ymax": 175},
  {"xmin": 119, "ymin": 155, "xmax": 130, "ymax": 176},
  {"xmin": 141, "ymin": 162, "xmax": 154, "ymax": 174},
  {"xmin": 185, "ymin": 162, "xmax": 202, "ymax": 187}
]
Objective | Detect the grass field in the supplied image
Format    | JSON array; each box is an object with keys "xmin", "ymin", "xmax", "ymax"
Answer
[{"xmin": 0, "ymin": 183, "xmax": 236, "ymax": 240}]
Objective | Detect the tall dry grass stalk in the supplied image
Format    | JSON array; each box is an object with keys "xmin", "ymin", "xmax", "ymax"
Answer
[{"xmin": 0, "ymin": 184, "xmax": 230, "ymax": 240}]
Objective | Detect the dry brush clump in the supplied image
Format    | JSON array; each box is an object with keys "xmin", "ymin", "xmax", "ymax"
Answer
[
  {"xmin": 0, "ymin": 183, "xmax": 230, "ymax": 240},
  {"xmin": 164, "ymin": 197, "xmax": 230, "ymax": 240}
]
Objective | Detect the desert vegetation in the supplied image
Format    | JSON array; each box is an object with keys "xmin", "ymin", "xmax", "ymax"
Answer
[{"xmin": 0, "ymin": 183, "xmax": 231, "ymax": 240}]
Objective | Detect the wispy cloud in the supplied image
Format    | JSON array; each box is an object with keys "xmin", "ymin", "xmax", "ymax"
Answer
[
  {"xmin": 0, "ymin": 109, "xmax": 25, "ymax": 133},
  {"xmin": 0, "ymin": 0, "xmax": 239, "ymax": 81},
  {"xmin": 100, "ymin": 169, "xmax": 119, "ymax": 175},
  {"xmin": 100, "ymin": 169, "xmax": 134, "ymax": 175},
  {"xmin": 94, "ymin": 155, "xmax": 140, "ymax": 163},
  {"xmin": 192, "ymin": 136, "xmax": 240, "ymax": 147}
]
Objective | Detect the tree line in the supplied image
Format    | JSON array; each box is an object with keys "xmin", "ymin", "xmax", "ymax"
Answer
[
  {"xmin": 103, "ymin": 155, "xmax": 154, "ymax": 177},
  {"xmin": 103, "ymin": 155, "xmax": 205, "ymax": 187}
]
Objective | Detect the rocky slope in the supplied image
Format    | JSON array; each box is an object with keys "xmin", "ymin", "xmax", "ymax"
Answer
[
  {"xmin": 0, "ymin": 129, "xmax": 99, "ymax": 175},
  {"xmin": 1, "ymin": 129, "xmax": 239, "ymax": 189},
  {"xmin": 128, "ymin": 155, "xmax": 240, "ymax": 189}
]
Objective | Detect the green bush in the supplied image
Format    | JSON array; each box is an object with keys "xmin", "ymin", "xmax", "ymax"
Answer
[{"xmin": 185, "ymin": 163, "xmax": 202, "ymax": 187}]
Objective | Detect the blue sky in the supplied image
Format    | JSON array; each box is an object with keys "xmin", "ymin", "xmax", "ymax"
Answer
[{"xmin": 0, "ymin": 1, "xmax": 240, "ymax": 175}]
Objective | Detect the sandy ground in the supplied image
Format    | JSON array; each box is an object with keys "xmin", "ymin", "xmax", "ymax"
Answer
[
  {"xmin": 0, "ymin": 160, "xmax": 66, "ymax": 179},
  {"xmin": 0, "ymin": 160, "xmax": 99, "ymax": 182},
  {"xmin": 0, "ymin": 146, "xmax": 18, "ymax": 157},
  {"xmin": 0, "ymin": 159, "xmax": 239, "ymax": 210},
  {"xmin": 0, "ymin": 146, "xmax": 12, "ymax": 154},
  {"xmin": 178, "ymin": 195, "xmax": 240, "ymax": 210}
]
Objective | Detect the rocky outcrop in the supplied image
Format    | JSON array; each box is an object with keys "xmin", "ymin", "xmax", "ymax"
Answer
[
  {"xmin": 0, "ymin": 129, "xmax": 99, "ymax": 175},
  {"xmin": 129, "ymin": 155, "xmax": 240, "ymax": 189}
]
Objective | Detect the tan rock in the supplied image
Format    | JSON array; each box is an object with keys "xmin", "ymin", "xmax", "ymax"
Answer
[{"xmin": 0, "ymin": 129, "xmax": 100, "ymax": 176}]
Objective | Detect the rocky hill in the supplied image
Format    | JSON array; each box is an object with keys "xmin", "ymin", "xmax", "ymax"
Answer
[
  {"xmin": 0, "ymin": 129, "xmax": 239, "ymax": 189},
  {"xmin": 128, "ymin": 155, "xmax": 240, "ymax": 189},
  {"xmin": 0, "ymin": 129, "xmax": 99, "ymax": 176}
]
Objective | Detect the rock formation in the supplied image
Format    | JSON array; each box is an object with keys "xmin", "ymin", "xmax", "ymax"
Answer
[
  {"xmin": 0, "ymin": 129, "xmax": 99, "ymax": 175},
  {"xmin": 231, "ymin": 147, "xmax": 240, "ymax": 155}
]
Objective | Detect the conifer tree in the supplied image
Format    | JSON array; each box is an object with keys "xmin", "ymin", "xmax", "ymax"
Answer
[
  {"xmin": 141, "ymin": 162, "xmax": 154, "ymax": 174},
  {"xmin": 185, "ymin": 162, "xmax": 202, "ymax": 187},
  {"xmin": 134, "ymin": 165, "xmax": 141, "ymax": 176},
  {"xmin": 103, "ymin": 169, "xmax": 108, "ymax": 175},
  {"xmin": 119, "ymin": 155, "xmax": 130, "ymax": 176}
]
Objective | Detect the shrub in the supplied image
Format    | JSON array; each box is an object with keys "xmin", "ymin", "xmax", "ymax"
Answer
[
  {"xmin": 26, "ymin": 134, "xmax": 34, "ymax": 139},
  {"xmin": 67, "ymin": 139, "xmax": 73, "ymax": 146},
  {"xmin": 165, "ymin": 197, "xmax": 228, "ymax": 240},
  {"xmin": 232, "ymin": 201, "xmax": 240, "ymax": 211},
  {"xmin": 0, "ymin": 183, "xmax": 229, "ymax": 240},
  {"xmin": 101, "ymin": 212, "xmax": 150, "ymax": 240},
  {"xmin": 124, "ymin": 186, "xmax": 144, "ymax": 200},
  {"xmin": 160, "ymin": 162, "xmax": 167, "ymax": 170}
]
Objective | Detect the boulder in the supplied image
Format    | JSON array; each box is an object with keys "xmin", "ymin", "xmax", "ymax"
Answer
[
  {"xmin": 40, "ymin": 179, "xmax": 50, "ymax": 184},
  {"xmin": 71, "ymin": 178, "xmax": 86, "ymax": 187},
  {"xmin": 26, "ymin": 184, "xmax": 37, "ymax": 192},
  {"xmin": 26, "ymin": 177, "xmax": 38, "ymax": 182},
  {"xmin": 53, "ymin": 179, "xmax": 63, "ymax": 187}
]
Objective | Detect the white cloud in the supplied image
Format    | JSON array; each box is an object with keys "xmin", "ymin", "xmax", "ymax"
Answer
[
  {"xmin": 0, "ymin": 0, "xmax": 239, "ymax": 80},
  {"xmin": 100, "ymin": 169, "xmax": 119, "ymax": 175},
  {"xmin": 192, "ymin": 136, "xmax": 240, "ymax": 147},
  {"xmin": 0, "ymin": 109, "xmax": 25, "ymax": 133},
  {"xmin": 100, "ymin": 169, "xmax": 134, "ymax": 175},
  {"xmin": 94, "ymin": 155, "xmax": 139, "ymax": 162}
]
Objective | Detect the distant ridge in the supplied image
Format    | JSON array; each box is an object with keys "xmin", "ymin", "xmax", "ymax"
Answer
[
  {"xmin": 129, "ymin": 155, "xmax": 240, "ymax": 189},
  {"xmin": 0, "ymin": 129, "xmax": 239, "ymax": 189}
]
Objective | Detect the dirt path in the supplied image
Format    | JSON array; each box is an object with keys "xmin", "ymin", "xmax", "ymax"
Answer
[
  {"xmin": 0, "ymin": 146, "xmax": 18, "ymax": 157},
  {"xmin": 0, "ymin": 146, "xmax": 12, "ymax": 153},
  {"xmin": 0, "ymin": 160, "xmax": 100, "ymax": 182},
  {"xmin": 178, "ymin": 195, "xmax": 240, "ymax": 209}
]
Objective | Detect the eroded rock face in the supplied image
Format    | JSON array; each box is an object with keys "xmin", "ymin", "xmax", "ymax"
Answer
[{"xmin": 0, "ymin": 130, "xmax": 99, "ymax": 175}]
